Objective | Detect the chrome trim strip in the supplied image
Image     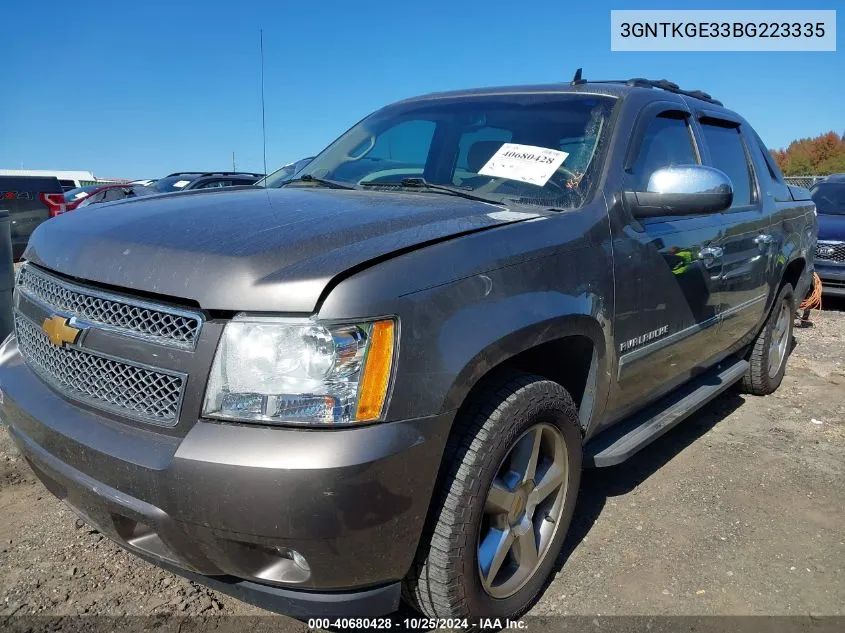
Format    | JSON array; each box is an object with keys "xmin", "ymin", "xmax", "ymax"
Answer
[
  {"xmin": 16, "ymin": 283, "xmax": 136, "ymax": 349},
  {"xmin": 618, "ymin": 312, "xmax": 719, "ymax": 373},
  {"xmin": 719, "ymin": 293, "xmax": 767, "ymax": 318},
  {"xmin": 618, "ymin": 293, "xmax": 767, "ymax": 375},
  {"xmin": 16, "ymin": 263, "xmax": 204, "ymax": 350}
]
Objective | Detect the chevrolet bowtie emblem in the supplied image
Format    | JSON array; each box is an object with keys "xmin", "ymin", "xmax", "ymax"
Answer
[{"xmin": 42, "ymin": 315, "xmax": 82, "ymax": 347}]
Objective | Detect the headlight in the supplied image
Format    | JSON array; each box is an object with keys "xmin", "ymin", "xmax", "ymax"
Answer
[{"xmin": 202, "ymin": 315, "xmax": 396, "ymax": 426}]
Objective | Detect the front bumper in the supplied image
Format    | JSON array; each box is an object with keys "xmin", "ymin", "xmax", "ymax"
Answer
[
  {"xmin": 814, "ymin": 260, "xmax": 845, "ymax": 297},
  {"xmin": 0, "ymin": 335, "xmax": 453, "ymax": 617}
]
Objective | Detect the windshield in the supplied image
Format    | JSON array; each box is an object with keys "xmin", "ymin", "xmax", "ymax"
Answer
[
  {"xmin": 64, "ymin": 185, "xmax": 99, "ymax": 201},
  {"xmin": 153, "ymin": 175, "xmax": 201, "ymax": 192},
  {"xmin": 811, "ymin": 182, "xmax": 845, "ymax": 215},
  {"xmin": 290, "ymin": 93, "xmax": 616, "ymax": 208},
  {"xmin": 258, "ymin": 157, "xmax": 314, "ymax": 187}
]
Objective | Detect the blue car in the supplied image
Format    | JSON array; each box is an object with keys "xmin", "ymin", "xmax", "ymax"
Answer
[{"xmin": 811, "ymin": 174, "xmax": 845, "ymax": 297}]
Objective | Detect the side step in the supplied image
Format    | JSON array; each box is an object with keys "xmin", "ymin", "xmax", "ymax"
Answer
[{"xmin": 584, "ymin": 357, "xmax": 749, "ymax": 468}]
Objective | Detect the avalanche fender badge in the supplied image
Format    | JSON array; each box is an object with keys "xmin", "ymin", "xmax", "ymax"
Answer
[
  {"xmin": 619, "ymin": 325, "xmax": 669, "ymax": 353},
  {"xmin": 478, "ymin": 143, "xmax": 569, "ymax": 187}
]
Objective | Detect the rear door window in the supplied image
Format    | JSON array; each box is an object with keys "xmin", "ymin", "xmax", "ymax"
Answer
[{"xmin": 699, "ymin": 121, "xmax": 755, "ymax": 208}]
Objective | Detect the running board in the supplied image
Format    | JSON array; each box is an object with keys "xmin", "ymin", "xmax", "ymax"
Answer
[{"xmin": 584, "ymin": 358, "xmax": 749, "ymax": 468}]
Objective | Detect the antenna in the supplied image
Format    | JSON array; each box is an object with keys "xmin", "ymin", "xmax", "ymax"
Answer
[
  {"xmin": 232, "ymin": 151, "xmax": 236, "ymax": 171},
  {"xmin": 571, "ymin": 67, "xmax": 584, "ymax": 85},
  {"xmin": 260, "ymin": 29, "xmax": 268, "ymax": 178}
]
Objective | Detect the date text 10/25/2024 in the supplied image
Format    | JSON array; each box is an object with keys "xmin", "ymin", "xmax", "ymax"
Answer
[{"xmin": 307, "ymin": 618, "xmax": 528, "ymax": 629}]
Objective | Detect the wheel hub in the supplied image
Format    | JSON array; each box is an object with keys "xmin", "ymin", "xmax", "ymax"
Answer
[{"xmin": 507, "ymin": 481, "xmax": 534, "ymax": 526}]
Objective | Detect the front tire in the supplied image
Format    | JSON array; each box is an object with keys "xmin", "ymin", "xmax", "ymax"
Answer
[
  {"xmin": 403, "ymin": 373, "xmax": 582, "ymax": 619},
  {"xmin": 740, "ymin": 283, "xmax": 794, "ymax": 395}
]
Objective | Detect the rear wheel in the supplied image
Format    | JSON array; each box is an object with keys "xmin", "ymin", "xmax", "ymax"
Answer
[
  {"xmin": 403, "ymin": 373, "xmax": 582, "ymax": 619},
  {"xmin": 740, "ymin": 283, "xmax": 794, "ymax": 395}
]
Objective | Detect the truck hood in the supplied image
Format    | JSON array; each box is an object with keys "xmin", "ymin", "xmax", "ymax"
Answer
[
  {"xmin": 24, "ymin": 187, "xmax": 536, "ymax": 312},
  {"xmin": 818, "ymin": 212, "xmax": 845, "ymax": 242}
]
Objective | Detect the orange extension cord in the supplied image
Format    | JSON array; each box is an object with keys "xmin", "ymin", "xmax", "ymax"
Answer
[{"xmin": 799, "ymin": 272, "xmax": 823, "ymax": 312}]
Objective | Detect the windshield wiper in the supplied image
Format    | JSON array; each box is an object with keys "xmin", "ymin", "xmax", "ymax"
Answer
[
  {"xmin": 360, "ymin": 177, "xmax": 504, "ymax": 206},
  {"xmin": 279, "ymin": 174, "xmax": 357, "ymax": 190}
]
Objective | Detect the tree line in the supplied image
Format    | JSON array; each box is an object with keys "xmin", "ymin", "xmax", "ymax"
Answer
[{"xmin": 771, "ymin": 131, "xmax": 845, "ymax": 176}]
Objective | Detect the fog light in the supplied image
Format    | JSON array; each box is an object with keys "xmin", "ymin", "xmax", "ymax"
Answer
[
  {"xmin": 274, "ymin": 546, "xmax": 310, "ymax": 572},
  {"xmin": 291, "ymin": 549, "xmax": 310, "ymax": 572}
]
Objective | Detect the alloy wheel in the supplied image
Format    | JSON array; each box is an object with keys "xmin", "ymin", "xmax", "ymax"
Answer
[
  {"xmin": 768, "ymin": 299, "xmax": 791, "ymax": 378},
  {"xmin": 477, "ymin": 423, "xmax": 569, "ymax": 599}
]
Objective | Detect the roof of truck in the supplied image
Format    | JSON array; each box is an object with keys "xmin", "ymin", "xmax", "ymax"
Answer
[{"xmin": 395, "ymin": 75, "xmax": 727, "ymax": 110}]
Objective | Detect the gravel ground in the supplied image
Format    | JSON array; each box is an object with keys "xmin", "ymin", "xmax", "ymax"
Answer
[{"xmin": 1, "ymin": 303, "xmax": 843, "ymax": 629}]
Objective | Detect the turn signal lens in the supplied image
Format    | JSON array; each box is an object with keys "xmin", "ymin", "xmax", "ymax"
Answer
[{"xmin": 355, "ymin": 319, "xmax": 395, "ymax": 421}]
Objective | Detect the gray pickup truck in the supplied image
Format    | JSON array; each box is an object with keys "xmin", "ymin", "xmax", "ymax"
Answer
[{"xmin": 0, "ymin": 76, "xmax": 816, "ymax": 621}]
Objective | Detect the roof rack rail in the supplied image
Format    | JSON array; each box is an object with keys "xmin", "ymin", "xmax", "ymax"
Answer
[
  {"xmin": 625, "ymin": 78, "xmax": 723, "ymax": 106},
  {"xmin": 569, "ymin": 70, "xmax": 723, "ymax": 106},
  {"xmin": 195, "ymin": 171, "xmax": 266, "ymax": 178},
  {"xmin": 163, "ymin": 171, "xmax": 265, "ymax": 179}
]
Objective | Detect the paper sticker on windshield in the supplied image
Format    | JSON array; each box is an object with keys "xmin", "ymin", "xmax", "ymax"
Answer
[
  {"xmin": 478, "ymin": 143, "xmax": 568, "ymax": 186},
  {"xmin": 174, "ymin": 180, "xmax": 191, "ymax": 188}
]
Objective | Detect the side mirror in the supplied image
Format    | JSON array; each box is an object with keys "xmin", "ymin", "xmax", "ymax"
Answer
[{"xmin": 624, "ymin": 165, "xmax": 733, "ymax": 219}]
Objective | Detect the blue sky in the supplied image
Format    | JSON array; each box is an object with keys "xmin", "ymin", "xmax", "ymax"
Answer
[{"xmin": 2, "ymin": 0, "xmax": 842, "ymax": 179}]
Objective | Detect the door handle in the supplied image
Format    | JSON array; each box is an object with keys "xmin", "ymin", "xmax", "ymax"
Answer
[
  {"xmin": 698, "ymin": 246, "xmax": 723, "ymax": 268},
  {"xmin": 754, "ymin": 234, "xmax": 774, "ymax": 251}
]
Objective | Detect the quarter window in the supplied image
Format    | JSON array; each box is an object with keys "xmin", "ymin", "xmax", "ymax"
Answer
[
  {"xmin": 699, "ymin": 122, "xmax": 754, "ymax": 207},
  {"xmin": 755, "ymin": 135, "xmax": 785, "ymax": 184},
  {"xmin": 631, "ymin": 114, "xmax": 698, "ymax": 190}
]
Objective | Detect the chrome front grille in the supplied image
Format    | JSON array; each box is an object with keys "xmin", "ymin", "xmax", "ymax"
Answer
[
  {"xmin": 16, "ymin": 264, "xmax": 203, "ymax": 349},
  {"xmin": 816, "ymin": 241, "xmax": 845, "ymax": 263},
  {"xmin": 15, "ymin": 315, "xmax": 185, "ymax": 425}
]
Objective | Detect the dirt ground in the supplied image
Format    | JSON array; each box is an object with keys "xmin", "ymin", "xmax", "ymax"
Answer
[{"xmin": 1, "ymin": 302, "xmax": 843, "ymax": 629}]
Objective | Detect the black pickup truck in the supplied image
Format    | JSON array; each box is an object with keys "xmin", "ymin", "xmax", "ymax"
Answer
[
  {"xmin": 0, "ymin": 76, "xmax": 817, "ymax": 621},
  {"xmin": 0, "ymin": 176, "xmax": 65, "ymax": 259}
]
